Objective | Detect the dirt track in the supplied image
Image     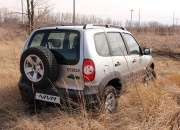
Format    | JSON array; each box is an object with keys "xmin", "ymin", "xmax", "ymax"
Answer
[{"xmin": 153, "ymin": 51, "xmax": 180, "ymax": 60}]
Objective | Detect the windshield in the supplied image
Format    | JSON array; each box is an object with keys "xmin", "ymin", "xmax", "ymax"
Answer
[{"xmin": 28, "ymin": 30, "xmax": 80, "ymax": 65}]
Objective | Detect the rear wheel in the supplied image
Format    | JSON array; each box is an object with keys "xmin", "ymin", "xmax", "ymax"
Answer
[{"xmin": 104, "ymin": 86, "xmax": 118, "ymax": 114}]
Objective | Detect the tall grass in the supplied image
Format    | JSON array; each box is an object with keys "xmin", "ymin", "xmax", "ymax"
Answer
[
  {"xmin": 134, "ymin": 32, "xmax": 180, "ymax": 54},
  {"xmin": 0, "ymin": 27, "xmax": 179, "ymax": 130}
]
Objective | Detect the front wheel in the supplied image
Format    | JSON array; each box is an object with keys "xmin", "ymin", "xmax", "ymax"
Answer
[
  {"xmin": 144, "ymin": 67, "xmax": 157, "ymax": 84},
  {"xmin": 104, "ymin": 86, "xmax": 118, "ymax": 114}
]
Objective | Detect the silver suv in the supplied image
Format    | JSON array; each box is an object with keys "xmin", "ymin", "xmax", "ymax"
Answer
[{"xmin": 18, "ymin": 24, "xmax": 156, "ymax": 113}]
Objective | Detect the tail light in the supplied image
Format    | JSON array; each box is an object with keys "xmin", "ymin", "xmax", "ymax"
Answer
[{"xmin": 83, "ymin": 59, "xmax": 95, "ymax": 82}]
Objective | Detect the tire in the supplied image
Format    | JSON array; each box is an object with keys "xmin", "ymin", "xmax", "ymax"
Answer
[
  {"xmin": 20, "ymin": 46, "xmax": 59, "ymax": 88},
  {"xmin": 145, "ymin": 67, "xmax": 157, "ymax": 83},
  {"xmin": 103, "ymin": 86, "xmax": 118, "ymax": 114},
  {"xmin": 151, "ymin": 69, "xmax": 157, "ymax": 79}
]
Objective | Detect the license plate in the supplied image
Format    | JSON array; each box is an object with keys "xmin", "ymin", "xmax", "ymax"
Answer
[{"xmin": 35, "ymin": 93, "xmax": 60, "ymax": 104}]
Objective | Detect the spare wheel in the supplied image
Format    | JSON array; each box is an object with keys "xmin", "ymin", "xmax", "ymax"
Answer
[{"xmin": 20, "ymin": 46, "xmax": 59, "ymax": 88}]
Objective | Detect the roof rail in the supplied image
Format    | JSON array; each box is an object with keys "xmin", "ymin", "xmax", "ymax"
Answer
[
  {"xmin": 83, "ymin": 24, "xmax": 126, "ymax": 30},
  {"xmin": 83, "ymin": 24, "xmax": 110, "ymax": 29},
  {"xmin": 38, "ymin": 23, "xmax": 73, "ymax": 29},
  {"xmin": 108, "ymin": 25, "xmax": 127, "ymax": 30},
  {"xmin": 83, "ymin": 24, "xmax": 93, "ymax": 29},
  {"xmin": 38, "ymin": 23, "xmax": 127, "ymax": 30}
]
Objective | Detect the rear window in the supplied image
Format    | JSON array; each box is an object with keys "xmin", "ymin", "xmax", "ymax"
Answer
[{"xmin": 29, "ymin": 30, "xmax": 80, "ymax": 65}]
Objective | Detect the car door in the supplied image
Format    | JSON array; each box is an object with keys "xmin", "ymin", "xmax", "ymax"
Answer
[
  {"xmin": 45, "ymin": 30, "xmax": 85, "ymax": 90},
  {"xmin": 122, "ymin": 33, "xmax": 146, "ymax": 80},
  {"xmin": 107, "ymin": 32, "xmax": 133, "ymax": 84}
]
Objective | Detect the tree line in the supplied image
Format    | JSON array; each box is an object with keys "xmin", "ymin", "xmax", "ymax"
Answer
[{"xmin": 0, "ymin": 0, "xmax": 178, "ymax": 35}]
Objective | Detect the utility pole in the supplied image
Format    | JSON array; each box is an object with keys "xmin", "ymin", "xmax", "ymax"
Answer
[
  {"xmin": 139, "ymin": 10, "xmax": 140, "ymax": 27},
  {"xmin": 21, "ymin": 0, "xmax": 24, "ymax": 24},
  {"xmin": 176, "ymin": 18, "xmax": 178, "ymax": 25},
  {"xmin": 173, "ymin": 12, "xmax": 175, "ymax": 34},
  {"xmin": 130, "ymin": 9, "xmax": 134, "ymax": 28},
  {"xmin": 73, "ymin": 0, "xmax": 75, "ymax": 25},
  {"xmin": 176, "ymin": 18, "xmax": 178, "ymax": 33},
  {"xmin": 173, "ymin": 12, "xmax": 175, "ymax": 27}
]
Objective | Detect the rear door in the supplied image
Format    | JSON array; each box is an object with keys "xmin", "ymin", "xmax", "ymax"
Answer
[
  {"xmin": 29, "ymin": 29, "xmax": 85, "ymax": 90},
  {"xmin": 50, "ymin": 30, "xmax": 84, "ymax": 90},
  {"xmin": 107, "ymin": 32, "xmax": 132, "ymax": 84}
]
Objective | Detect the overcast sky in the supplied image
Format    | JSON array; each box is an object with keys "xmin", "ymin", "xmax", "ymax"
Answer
[{"xmin": 0, "ymin": 0, "xmax": 179, "ymax": 25}]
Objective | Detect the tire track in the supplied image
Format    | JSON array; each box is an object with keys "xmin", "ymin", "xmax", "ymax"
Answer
[{"xmin": 153, "ymin": 51, "xmax": 180, "ymax": 60}]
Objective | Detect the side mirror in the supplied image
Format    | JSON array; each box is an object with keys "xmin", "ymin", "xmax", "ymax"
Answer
[{"xmin": 144, "ymin": 48, "xmax": 151, "ymax": 55}]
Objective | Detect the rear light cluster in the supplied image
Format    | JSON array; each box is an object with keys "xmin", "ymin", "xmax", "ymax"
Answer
[{"xmin": 83, "ymin": 59, "xmax": 95, "ymax": 82}]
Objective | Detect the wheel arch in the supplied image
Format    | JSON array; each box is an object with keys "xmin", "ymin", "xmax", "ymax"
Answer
[
  {"xmin": 98, "ymin": 74, "xmax": 124, "ymax": 96},
  {"xmin": 150, "ymin": 62, "xmax": 155, "ymax": 69},
  {"xmin": 107, "ymin": 78, "xmax": 122, "ymax": 94}
]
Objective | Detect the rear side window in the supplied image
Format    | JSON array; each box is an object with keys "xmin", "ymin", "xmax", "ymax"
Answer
[
  {"xmin": 94, "ymin": 33, "xmax": 110, "ymax": 56},
  {"xmin": 29, "ymin": 30, "xmax": 80, "ymax": 65},
  {"xmin": 107, "ymin": 33, "xmax": 127, "ymax": 56}
]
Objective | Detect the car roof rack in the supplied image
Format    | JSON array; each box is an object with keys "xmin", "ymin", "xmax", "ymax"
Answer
[
  {"xmin": 38, "ymin": 23, "xmax": 74, "ymax": 29},
  {"xmin": 83, "ymin": 24, "xmax": 127, "ymax": 30},
  {"xmin": 38, "ymin": 23, "xmax": 127, "ymax": 31}
]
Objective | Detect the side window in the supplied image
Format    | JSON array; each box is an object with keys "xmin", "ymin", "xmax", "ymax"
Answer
[
  {"xmin": 123, "ymin": 33, "xmax": 140, "ymax": 54},
  {"xmin": 107, "ymin": 33, "xmax": 127, "ymax": 56},
  {"xmin": 94, "ymin": 33, "xmax": 110, "ymax": 56}
]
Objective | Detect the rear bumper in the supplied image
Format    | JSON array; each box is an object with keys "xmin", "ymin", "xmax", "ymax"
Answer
[{"xmin": 18, "ymin": 76, "xmax": 101, "ymax": 103}]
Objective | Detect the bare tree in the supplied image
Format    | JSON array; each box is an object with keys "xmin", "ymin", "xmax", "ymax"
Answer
[
  {"xmin": 26, "ymin": 0, "xmax": 50, "ymax": 33},
  {"xmin": 0, "ymin": 8, "xmax": 20, "ymax": 24},
  {"xmin": 104, "ymin": 17, "xmax": 112, "ymax": 24},
  {"xmin": 27, "ymin": 0, "xmax": 32, "ymax": 33}
]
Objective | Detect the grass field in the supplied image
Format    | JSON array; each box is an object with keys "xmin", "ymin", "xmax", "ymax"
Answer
[{"xmin": 0, "ymin": 27, "xmax": 179, "ymax": 130}]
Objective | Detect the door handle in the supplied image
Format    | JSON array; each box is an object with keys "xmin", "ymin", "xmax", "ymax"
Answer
[
  {"xmin": 115, "ymin": 62, "xmax": 121, "ymax": 66},
  {"xmin": 132, "ymin": 59, "xmax": 137, "ymax": 63}
]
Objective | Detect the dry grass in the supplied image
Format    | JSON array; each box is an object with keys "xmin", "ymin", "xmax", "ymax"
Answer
[
  {"xmin": 134, "ymin": 32, "xmax": 180, "ymax": 54},
  {"xmin": 0, "ymin": 27, "xmax": 179, "ymax": 130}
]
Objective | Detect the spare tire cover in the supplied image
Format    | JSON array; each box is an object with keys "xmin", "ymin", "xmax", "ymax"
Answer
[{"xmin": 20, "ymin": 46, "xmax": 59, "ymax": 88}]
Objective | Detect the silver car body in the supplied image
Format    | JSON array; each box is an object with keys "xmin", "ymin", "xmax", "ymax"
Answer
[{"xmin": 21, "ymin": 25, "xmax": 154, "ymax": 94}]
